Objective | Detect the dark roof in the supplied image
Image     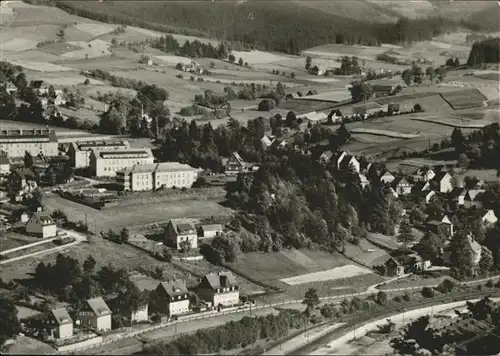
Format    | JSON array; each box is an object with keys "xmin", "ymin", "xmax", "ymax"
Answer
[
  {"xmin": 158, "ymin": 279, "xmax": 189, "ymax": 297},
  {"xmin": 202, "ymin": 271, "xmax": 237, "ymax": 290},
  {"xmin": 177, "ymin": 223, "xmax": 195, "ymax": 233},
  {"xmin": 30, "ymin": 80, "xmax": 46, "ymax": 89},
  {"xmin": 432, "ymin": 171, "xmax": 450, "ymax": 182},
  {"xmin": 0, "ymin": 154, "xmax": 9, "ymax": 165},
  {"xmin": 0, "ymin": 129, "xmax": 57, "ymax": 142}
]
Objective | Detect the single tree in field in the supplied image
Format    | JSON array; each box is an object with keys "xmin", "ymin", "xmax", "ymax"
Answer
[
  {"xmin": 276, "ymin": 82, "xmax": 285, "ymax": 98},
  {"xmin": 402, "ymin": 69, "xmax": 412, "ymax": 86},
  {"xmin": 228, "ymin": 54, "xmax": 236, "ymax": 63},
  {"xmin": 425, "ymin": 66, "xmax": 435, "ymax": 81},
  {"xmin": 302, "ymin": 287, "xmax": 320, "ymax": 317},
  {"xmin": 24, "ymin": 151, "xmax": 33, "ymax": 168},
  {"xmin": 349, "ymin": 81, "xmax": 373, "ymax": 102},
  {"xmin": 56, "ymin": 28, "xmax": 65, "ymax": 42},
  {"xmin": 14, "ymin": 72, "xmax": 28, "ymax": 90},
  {"xmin": 305, "ymin": 56, "xmax": 312, "ymax": 70},
  {"xmin": 0, "ymin": 295, "xmax": 22, "ymax": 347},
  {"xmin": 397, "ymin": 217, "xmax": 414, "ymax": 252},
  {"xmin": 238, "ymin": 57, "xmax": 244, "ymax": 66},
  {"xmin": 120, "ymin": 227, "xmax": 130, "ymax": 243},
  {"xmin": 83, "ymin": 255, "xmax": 97, "ymax": 276}
]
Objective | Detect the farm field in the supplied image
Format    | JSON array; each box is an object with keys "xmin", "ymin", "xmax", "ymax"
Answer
[
  {"xmin": 349, "ymin": 128, "xmax": 421, "ymax": 139},
  {"xmin": 42, "ymin": 195, "xmax": 233, "ymax": 232},
  {"xmin": 279, "ymin": 99, "xmax": 337, "ymax": 114},
  {"xmin": 225, "ymin": 248, "xmax": 373, "ymax": 291},
  {"xmin": 280, "ymin": 265, "xmax": 373, "ymax": 286},
  {"xmin": 440, "ymin": 88, "xmax": 487, "ymax": 110},
  {"xmin": 342, "ymin": 239, "xmax": 391, "ymax": 268}
]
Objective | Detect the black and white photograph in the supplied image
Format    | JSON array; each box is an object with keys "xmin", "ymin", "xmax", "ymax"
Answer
[{"xmin": 0, "ymin": 0, "xmax": 499, "ymax": 354}]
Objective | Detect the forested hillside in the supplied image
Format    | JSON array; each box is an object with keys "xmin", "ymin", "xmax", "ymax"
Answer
[
  {"xmin": 51, "ymin": 0, "xmax": 473, "ymax": 53},
  {"xmin": 467, "ymin": 38, "xmax": 500, "ymax": 67}
]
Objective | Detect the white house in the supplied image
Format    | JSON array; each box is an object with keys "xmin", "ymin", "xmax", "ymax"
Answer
[
  {"xmin": 25, "ymin": 209, "xmax": 57, "ymax": 238},
  {"xmin": 197, "ymin": 271, "xmax": 240, "ymax": 308},
  {"xmin": 337, "ymin": 151, "xmax": 360, "ymax": 173},
  {"xmin": 380, "ymin": 170, "xmax": 395, "ymax": 184},
  {"xmin": 77, "ymin": 297, "xmax": 112, "ymax": 332},
  {"xmin": 47, "ymin": 308, "xmax": 73, "ymax": 339},
  {"xmin": 155, "ymin": 279, "xmax": 190, "ymax": 317},
  {"xmin": 432, "ymin": 171, "xmax": 453, "ymax": 193},
  {"xmin": 200, "ymin": 224, "xmax": 224, "ymax": 239},
  {"xmin": 130, "ymin": 304, "xmax": 149, "ymax": 323},
  {"xmin": 480, "ymin": 209, "xmax": 498, "ymax": 225},
  {"xmin": 164, "ymin": 220, "xmax": 198, "ymax": 250}
]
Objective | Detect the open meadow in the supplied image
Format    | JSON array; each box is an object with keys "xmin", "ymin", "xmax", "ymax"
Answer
[{"xmin": 42, "ymin": 195, "xmax": 233, "ymax": 232}]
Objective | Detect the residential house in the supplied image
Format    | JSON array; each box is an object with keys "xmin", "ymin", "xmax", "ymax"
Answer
[
  {"xmin": 164, "ymin": 219, "xmax": 198, "ymax": 250},
  {"xmin": 351, "ymin": 102, "xmax": 382, "ymax": 117},
  {"xmin": 463, "ymin": 190, "xmax": 485, "ymax": 209},
  {"xmin": 418, "ymin": 190, "xmax": 436, "ymax": 204},
  {"xmin": 54, "ymin": 94, "xmax": 66, "ymax": 106},
  {"xmin": 395, "ymin": 254, "xmax": 431, "ymax": 274},
  {"xmin": 46, "ymin": 308, "xmax": 73, "ymax": 339},
  {"xmin": 77, "ymin": 297, "xmax": 112, "ymax": 332},
  {"xmin": 197, "ymin": 271, "xmax": 240, "ymax": 308},
  {"xmin": 225, "ymin": 152, "xmax": 245, "ymax": 175},
  {"xmin": 261, "ymin": 135, "xmax": 274, "ymax": 149},
  {"xmin": 20, "ymin": 210, "xmax": 29, "ymax": 223},
  {"xmin": 319, "ymin": 150, "xmax": 333, "ymax": 164},
  {"xmin": 269, "ymin": 139, "xmax": 289, "ymax": 151},
  {"xmin": 5, "ymin": 82, "xmax": 17, "ymax": 94},
  {"xmin": 412, "ymin": 181, "xmax": 431, "ymax": 194},
  {"xmin": 413, "ymin": 167, "xmax": 435, "ymax": 182},
  {"xmin": 359, "ymin": 174, "xmax": 370, "ymax": 190},
  {"xmin": 117, "ymin": 162, "xmax": 198, "ymax": 192},
  {"xmin": 464, "ymin": 177, "xmax": 485, "ymax": 190},
  {"xmin": 200, "ymin": 224, "xmax": 224, "ymax": 239},
  {"xmin": 337, "ymin": 151, "xmax": 360, "ymax": 173},
  {"xmin": 8, "ymin": 168, "xmax": 37, "ymax": 193},
  {"xmin": 450, "ymin": 187, "xmax": 468, "ymax": 206},
  {"xmin": 431, "ymin": 171, "xmax": 453, "ymax": 193},
  {"xmin": 25, "ymin": 208, "xmax": 57, "ymax": 238},
  {"xmin": 308, "ymin": 65, "xmax": 326, "ymax": 76},
  {"xmin": 380, "ymin": 169, "xmax": 395, "ymax": 184},
  {"xmin": 470, "ymin": 209, "xmax": 499, "ymax": 226},
  {"xmin": 0, "ymin": 129, "xmax": 58, "ymax": 158},
  {"xmin": 154, "ymin": 279, "xmax": 190, "ymax": 317},
  {"xmin": 90, "ymin": 148, "xmax": 155, "ymax": 177},
  {"xmin": 0, "ymin": 153, "xmax": 10, "ymax": 175},
  {"xmin": 130, "ymin": 304, "xmax": 149, "ymax": 323},
  {"xmin": 371, "ymin": 83, "xmax": 400, "ymax": 98},
  {"xmin": 68, "ymin": 140, "xmax": 130, "ymax": 168},
  {"xmin": 30, "ymin": 80, "xmax": 49, "ymax": 95},
  {"xmin": 426, "ymin": 214, "xmax": 454, "ymax": 237},
  {"xmin": 443, "ymin": 235, "xmax": 482, "ymax": 266},
  {"xmin": 379, "ymin": 257, "xmax": 405, "ymax": 277},
  {"xmin": 392, "ymin": 177, "xmax": 413, "ymax": 195}
]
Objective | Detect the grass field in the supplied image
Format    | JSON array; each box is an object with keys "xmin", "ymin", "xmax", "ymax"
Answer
[
  {"xmin": 280, "ymin": 265, "xmax": 373, "ymax": 286},
  {"xmin": 440, "ymin": 89, "xmax": 487, "ymax": 110},
  {"xmin": 343, "ymin": 239, "xmax": 391, "ymax": 267},
  {"xmin": 226, "ymin": 249, "xmax": 357, "ymax": 288},
  {"xmin": 279, "ymin": 99, "xmax": 337, "ymax": 113},
  {"xmin": 349, "ymin": 128, "xmax": 421, "ymax": 139},
  {"xmin": 0, "ymin": 233, "xmax": 44, "ymax": 253},
  {"xmin": 42, "ymin": 195, "xmax": 233, "ymax": 232}
]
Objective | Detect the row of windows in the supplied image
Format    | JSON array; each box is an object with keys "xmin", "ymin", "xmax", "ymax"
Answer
[{"xmin": 170, "ymin": 294, "xmax": 188, "ymax": 301}]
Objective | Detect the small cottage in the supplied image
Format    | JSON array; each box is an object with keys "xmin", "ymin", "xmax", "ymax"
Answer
[
  {"xmin": 77, "ymin": 297, "xmax": 112, "ymax": 332},
  {"xmin": 47, "ymin": 308, "xmax": 73, "ymax": 339},
  {"xmin": 164, "ymin": 220, "xmax": 198, "ymax": 250},
  {"xmin": 25, "ymin": 209, "xmax": 57, "ymax": 238},
  {"xmin": 200, "ymin": 224, "xmax": 224, "ymax": 239}
]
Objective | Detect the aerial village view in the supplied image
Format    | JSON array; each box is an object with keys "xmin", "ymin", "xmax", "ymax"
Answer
[{"xmin": 0, "ymin": 0, "xmax": 499, "ymax": 355}]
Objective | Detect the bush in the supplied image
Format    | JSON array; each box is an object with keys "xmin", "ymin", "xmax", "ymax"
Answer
[
  {"xmin": 437, "ymin": 279, "xmax": 455, "ymax": 294},
  {"xmin": 258, "ymin": 99, "xmax": 276, "ymax": 111},
  {"xmin": 375, "ymin": 291, "xmax": 388, "ymax": 305},
  {"xmin": 393, "ymin": 295, "xmax": 402, "ymax": 303},
  {"xmin": 421, "ymin": 287, "xmax": 435, "ymax": 298},
  {"xmin": 402, "ymin": 293, "xmax": 411, "ymax": 302},
  {"xmin": 414, "ymin": 103, "xmax": 423, "ymax": 112},
  {"xmin": 486, "ymin": 280, "xmax": 494, "ymax": 288}
]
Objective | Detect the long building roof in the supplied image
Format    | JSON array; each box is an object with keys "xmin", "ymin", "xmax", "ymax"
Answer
[
  {"xmin": 119, "ymin": 162, "xmax": 197, "ymax": 174},
  {"xmin": 95, "ymin": 148, "xmax": 153, "ymax": 160},
  {"xmin": 0, "ymin": 129, "xmax": 57, "ymax": 143}
]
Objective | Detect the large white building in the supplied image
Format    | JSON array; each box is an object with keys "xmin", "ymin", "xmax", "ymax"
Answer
[
  {"xmin": 67, "ymin": 140, "xmax": 130, "ymax": 168},
  {"xmin": 0, "ymin": 129, "xmax": 58, "ymax": 158},
  {"xmin": 116, "ymin": 162, "xmax": 198, "ymax": 192},
  {"xmin": 89, "ymin": 148, "xmax": 154, "ymax": 177}
]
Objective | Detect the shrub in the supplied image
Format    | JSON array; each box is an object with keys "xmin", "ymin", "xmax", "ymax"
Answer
[
  {"xmin": 375, "ymin": 291, "xmax": 388, "ymax": 305},
  {"xmin": 486, "ymin": 280, "xmax": 494, "ymax": 288},
  {"xmin": 258, "ymin": 99, "xmax": 276, "ymax": 111},
  {"xmin": 393, "ymin": 295, "xmax": 402, "ymax": 303},
  {"xmin": 402, "ymin": 292, "xmax": 411, "ymax": 302},
  {"xmin": 421, "ymin": 287, "xmax": 435, "ymax": 298},
  {"xmin": 414, "ymin": 103, "xmax": 423, "ymax": 112},
  {"xmin": 437, "ymin": 279, "xmax": 455, "ymax": 294}
]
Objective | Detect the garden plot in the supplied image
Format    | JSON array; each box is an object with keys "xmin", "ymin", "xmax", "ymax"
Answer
[
  {"xmin": 73, "ymin": 22, "xmax": 116, "ymax": 37},
  {"xmin": 440, "ymin": 88, "xmax": 487, "ymax": 110},
  {"xmin": 280, "ymin": 265, "xmax": 373, "ymax": 286}
]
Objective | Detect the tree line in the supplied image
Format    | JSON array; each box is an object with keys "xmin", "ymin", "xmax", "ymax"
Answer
[
  {"xmin": 52, "ymin": 1, "xmax": 478, "ymax": 55},
  {"xmin": 467, "ymin": 38, "xmax": 500, "ymax": 67}
]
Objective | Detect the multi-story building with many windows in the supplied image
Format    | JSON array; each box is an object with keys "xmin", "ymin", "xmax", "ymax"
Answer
[
  {"xmin": 89, "ymin": 148, "xmax": 154, "ymax": 177},
  {"xmin": 67, "ymin": 140, "xmax": 130, "ymax": 168},
  {"xmin": 0, "ymin": 129, "xmax": 58, "ymax": 158},
  {"xmin": 116, "ymin": 162, "xmax": 198, "ymax": 191}
]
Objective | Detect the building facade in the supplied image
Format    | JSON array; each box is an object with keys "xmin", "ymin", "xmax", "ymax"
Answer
[
  {"xmin": 117, "ymin": 162, "xmax": 198, "ymax": 192},
  {"xmin": 155, "ymin": 280, "xmax": 190, "ymax": 317},
  {"xmin": 164, "ymin": 220, "xmax": 198, "ymax": 250},
  {"xmin": 48, "ymin": 308, "xmax": 73, "ymax": 339},
  {"xmin": 89, "ymin": 148, "xmax": 154, "ymax": 177},
  {"xmin": 225, "ymin": 152, "xmax": 245, "ymax": 175},
  {"xmin": 0, "ymin": 129, "xmax": 58, "ymax": 158},
  {"xmin": 68, "ymin": 140, "xmax": 130, "ymax": 168},
  {"xmin": 25, "ymin": 210, "xmax": 57, "ymax": 238},
  {"xmin": 77, "ymin": 297, "xmax": 112, "ymax": 332},
  {"xmin": 197, "ymin": 271, "xmax": 240, "ymax": 308}
]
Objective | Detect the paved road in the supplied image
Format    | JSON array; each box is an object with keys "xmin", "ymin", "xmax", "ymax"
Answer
[
  {"xmin": 0, "ymin": 228, "xmax": 87, "ymax": 265},
  {"xmin": 58, "ymin": 273, "xmax": 500, "ymax": 354}
]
